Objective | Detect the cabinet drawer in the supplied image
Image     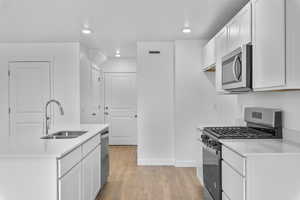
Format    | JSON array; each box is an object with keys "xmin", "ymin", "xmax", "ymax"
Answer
[
  {"xmin": 222, "ymin": 161, "xmax": 245, "ymax": 200},
  {"xmin": 222, "ymin": 146, "xmax": 245, "ymax": 176},
  {"xmin": 82, "ymin": 134, "xmax": 101, "ymax": 158},
  {"xmin": 58, "ymin": 146, "xmax": 82, "ymax": 178}
]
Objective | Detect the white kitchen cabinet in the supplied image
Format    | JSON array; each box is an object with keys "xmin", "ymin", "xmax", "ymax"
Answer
[
  {"xmin": 58, "ymin": 132, "xmax": 102, "ymax": 200},
  {"xmin": 59, "ymin": 163, "xmax": 82, "ymax": 200},
  {"xmin": 82, "ymin": 146, "xmax": 101, "ymax": 200},
  {"xmin": 215, "ymin": 27, "xmax": 228, "ymax": 93},
  {"xmin": 202, "ymin": 37, "xmax": 216, "ymax": 71},
  {"xmin": 252, "ymin": 0, "xmax": 286, "ymax": 90},
  {"xmin": 284, "ymin": 0, "xmax": 300, "ymax": 89},
  {"xmin": 227, "ymin": 2, "xmax": 252, "ymax": 53},
  {"xmin": 222, "ymin": 144, "xmax": 300, "ymax": 200},
  {"xmin": 92, "ymin": 147, "xmax": 101, "ymax": 197},
  {"xmin": 222, "ymin": 161, "xmax": 245, "ymax": 200}
]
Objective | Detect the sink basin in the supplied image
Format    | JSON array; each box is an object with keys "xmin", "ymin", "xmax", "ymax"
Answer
[{"xmin": 41, "ymin": 131, "xmax": 88, "ymax": 139}]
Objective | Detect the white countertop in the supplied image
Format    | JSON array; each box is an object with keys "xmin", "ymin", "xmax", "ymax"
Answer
[
  {"xmin": 221, "ymin": 129, "xmax": 300, "ymax": 157},
  {"xmin": 0, "ymin": 124, "xmax": 108, "ymax": 158}
]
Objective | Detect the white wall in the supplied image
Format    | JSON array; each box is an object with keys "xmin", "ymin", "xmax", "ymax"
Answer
[
  {"xmin": 0, "ymin": 43, "xmax": 80, "ymax": 136},
  {"xmin": 174, "ymin": 40, "xmax": 237, "ymax": 167},
  {"xmin": 101, "ymin": 58, "xmax": 137, "ymax": 73},
  {"xmin": 137, "ymin": 42, "xmax": 175, "ymax": 165},
  {"xmin": 237, "ymin": 91, "xmax": 300, "ymax": 131}
]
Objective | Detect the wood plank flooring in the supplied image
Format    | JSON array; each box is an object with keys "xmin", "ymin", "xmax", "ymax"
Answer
[{"xmin": 96, "ymin": 146, "xmax": 203, "ymax": 200}]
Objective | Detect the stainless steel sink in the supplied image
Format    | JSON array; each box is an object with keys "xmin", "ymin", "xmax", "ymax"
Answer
[{"xmin": 41, "ymin": 131, "xmax": 88, "ymax": 139}]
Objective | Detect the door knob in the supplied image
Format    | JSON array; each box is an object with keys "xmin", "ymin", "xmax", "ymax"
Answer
[
  {"xmin": 92, "ymin": 113, "xmax": 96, "ymax": 116},
  {"xmin": 105, "ymin": 106, "xmax": 108, "ymax": 110},
  {"xmin": 134, "ymin": 114, "xmax": 138, "ymax": 118}
]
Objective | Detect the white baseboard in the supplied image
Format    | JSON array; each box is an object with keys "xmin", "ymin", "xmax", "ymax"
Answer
[
  {"xmin": 137, "ymin": 159, "xmax": 175, "ymax": 166},
  {"xmin": 175, "ymin": 160, "xmax": 196, "ymax": 167}
]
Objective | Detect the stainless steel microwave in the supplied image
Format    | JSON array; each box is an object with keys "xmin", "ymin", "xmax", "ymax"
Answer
[{"xmin": 222, "ymin": 44, "xmax": 252, "ymax": 92}]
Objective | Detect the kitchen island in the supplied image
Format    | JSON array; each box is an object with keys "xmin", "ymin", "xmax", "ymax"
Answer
[{"xmin": 0, "ymin": 124, "xmax": 108, "ymax": 200}]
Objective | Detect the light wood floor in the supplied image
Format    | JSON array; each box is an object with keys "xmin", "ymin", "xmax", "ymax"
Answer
[{"xmin": 96, "ymin": 146, "xmax": 203, "ymax": 200}]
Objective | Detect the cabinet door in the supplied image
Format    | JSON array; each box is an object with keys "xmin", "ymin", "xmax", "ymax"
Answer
[
  {"xmin": 82, "ymin": 146, "xmax": 101, "ymax": 200},
  {"xmin": 202, "ymin": 44, "xmax": 208, "ymax": 68},
  {"xmin": 286, "ymin": 0, "xmax": 300, "ymax": 88},
  {"xmin": 92, "ymin": 147, "xmax": 101, "ymax": 197},
  {"xmin": 222, "ymin": 161, "xmax": 246, "ymax": 200},
  {"xmin": 227, "ymin": 18, "xmax": 240, "ymax": 52},
  {"xmin": 215, "ymin": 27, "xmax": 228, "ymax": 93},
  {"xmin": 252, "ymin": 0, "xmax": 286, "ymax": 89},
  {"xmin": 203, "ymin": 38, "xmax": 216, "ymax": 70},
  {"xmin": 240, "ymin": 3, "xmax": 252, "ymax": 45},
  {"xmin": 228, "ymin": 2, "xmax": 251, "ymax": 52},
  {"xmin": 59, "ymin": 163, "xmax": 82, "ymax": 200}
]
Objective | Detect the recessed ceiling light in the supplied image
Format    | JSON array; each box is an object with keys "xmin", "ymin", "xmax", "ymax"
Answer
[
  {"xmin": 81, "ymin": 28, "xmax": 93, "ymax": 35},
  {"xmin": 115, "ymin": 50, "xmax": 121, "ymax": 57},
  {"xmin": 182, "ymin": 27, "xmax": 192, "ymax": 34}
]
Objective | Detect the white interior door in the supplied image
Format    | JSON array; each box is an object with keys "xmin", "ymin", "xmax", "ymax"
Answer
[
  {"xmin": 104, "ymin": 73, "xmax": 137, "ymax": 145},
  {"xmin": 9, "ymin": 62, "xmax": 51, "ymax": 137}
]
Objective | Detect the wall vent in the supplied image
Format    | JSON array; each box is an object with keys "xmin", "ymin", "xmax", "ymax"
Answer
[{"xmin": 149, "ymin": 51, "xmax": 161, "ymax": 54}]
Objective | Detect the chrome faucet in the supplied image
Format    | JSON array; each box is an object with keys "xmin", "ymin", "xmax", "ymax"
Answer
[{"xmin": 45, "ymin": 99, "xmax": 64, "ymax": 135}]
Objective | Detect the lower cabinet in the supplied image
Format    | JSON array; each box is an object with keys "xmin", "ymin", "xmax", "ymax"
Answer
[
  {"xmin": 58, "ymin": 135, "xmax": 102, "ymax": 200},
  {"xmin": 222, "ymin": 161, "xmax": 245, "ymax": 200},
  {"xmin": 59, "ymin": 163, "xmax": 82, "ymax": 200},
  {"xmin": 222, "ymin": 144, "xmax": 300, "ymax": 200},
  {"xmin": 82, "ymin": 147, "xmax": 101, "ymax": 200}
]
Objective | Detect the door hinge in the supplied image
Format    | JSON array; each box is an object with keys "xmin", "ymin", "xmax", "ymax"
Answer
[
  {"xmin": 8, "ymin": 70, "xmax": 11, "ymax": 77},
  {"xmin": 8, "ymin": 107, "xmax": 11, "ymax": 114}
]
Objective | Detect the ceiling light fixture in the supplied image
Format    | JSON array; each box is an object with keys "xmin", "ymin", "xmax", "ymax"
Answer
[
  {"xmin": 81, "ymin": 28, "xmax": 93, "ymax": 35},
  {"xmin": 115, "ymin": 50, "xmax": 121, "ymax": 58},
  {"xmin": 182, "ymin": 27, "xmax": 192, "ymax": 34}
]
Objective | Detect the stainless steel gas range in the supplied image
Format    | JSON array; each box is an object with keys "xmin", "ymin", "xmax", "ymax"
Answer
[{"xmin": 201, "ymin": 107, "xmax": 282, "ymax": 200}]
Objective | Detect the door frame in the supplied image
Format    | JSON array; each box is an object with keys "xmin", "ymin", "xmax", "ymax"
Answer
[{"xmin": 8, "ymin": 57, "xmax": 54, "ymax": 136}]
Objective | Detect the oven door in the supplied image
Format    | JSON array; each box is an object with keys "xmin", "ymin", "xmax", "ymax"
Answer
[
  {"xmin": 203, "ymin": 144, "xmax": 221, "ymax": 200},
  {"xmin": 222, "ymin": 44, "xmax": 252, "ymax": 92}
]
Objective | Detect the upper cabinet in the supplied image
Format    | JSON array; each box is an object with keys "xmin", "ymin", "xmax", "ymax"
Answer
[
  {"xmin": 202, "ymin": 37, "xmax": 216, "ymax": 71},
  {"xmin": 214, "ymin": 2, "xmax": 251, "ymax": 94},
  {"xmin": 252, "ymin": 0, "xmax": 286, "ymax": 90},
  {"xmin": 215, "ymin": 27, "xmax": 228, "ymax": 93},
  {"xmin": 227, "ymin": 2, "xmax": 252, "ymax": 53},
  {"xmin": 252, "ymin": 0, "xmax": 300, "ymax": 91},
  {"xmin": 209, "ymin": 0, "xmax": 300, "ymax": 92}
]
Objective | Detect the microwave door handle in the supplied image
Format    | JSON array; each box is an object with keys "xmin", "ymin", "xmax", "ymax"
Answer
[{"xmin": 232, "ymin": 55, "xmax": 239, "ymax": 81}]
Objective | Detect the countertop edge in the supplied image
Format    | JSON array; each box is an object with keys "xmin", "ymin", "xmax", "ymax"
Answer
[{"xmin": 0, "ymin": 124, "xmax": 109, "ymax": 159}]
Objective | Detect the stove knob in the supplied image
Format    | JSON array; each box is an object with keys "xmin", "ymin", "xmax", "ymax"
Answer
[
  {"xmin": 201, "ymin": 135, "xmax": 209, "ymax": 142},
  {"xmin": 209, "ymin": 140, "xmax": 218, "ymax": 147}
]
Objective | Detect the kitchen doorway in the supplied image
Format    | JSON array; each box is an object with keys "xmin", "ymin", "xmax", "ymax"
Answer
[{"xmin": 104, "ymin": 72, "xmax": 137, "ymax": 145}]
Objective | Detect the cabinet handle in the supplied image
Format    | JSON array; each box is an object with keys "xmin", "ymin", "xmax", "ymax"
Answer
[
  {"xmin": 92, "ymin": 113, "xmax": 96, "ymax": 116},
  {"xmin": 134, "ymin": 114, "xmax": 138, "ymax": 118},
  {"xmin": 104, "ymin": 112, "xmax": 109, "ymax": 115}
]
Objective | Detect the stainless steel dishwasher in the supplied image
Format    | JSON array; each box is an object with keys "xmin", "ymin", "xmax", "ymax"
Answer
[{"xmin": 101, "ymin": 129, "xmax": 109, "ymax": 188}]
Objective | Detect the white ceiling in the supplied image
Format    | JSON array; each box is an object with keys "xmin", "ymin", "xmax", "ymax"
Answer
[{"xmin": 0, "ymin": 0, "xmax": 248, "ymax": 57}]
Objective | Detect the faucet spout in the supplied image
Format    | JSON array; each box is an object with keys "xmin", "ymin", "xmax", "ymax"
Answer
[{"xmin": 45, "ymin": 99, "xmax": 65, "ymax": 135}]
